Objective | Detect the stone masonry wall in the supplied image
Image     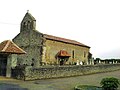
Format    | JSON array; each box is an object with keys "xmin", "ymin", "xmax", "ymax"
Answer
[
  {"xmin": 14, "ymin": 64, "xmax": 120, "ymax": 80},
  {"xmin": 13, "ymin": 30, "xmax": 43, "ymax": 67},
  {"xmin": 44, "ymin": 39, "xmax": 90, "ymax": 65},
  {"xmin": 13, "ymin": 12, "xmax": 44, "ymax": 67}
]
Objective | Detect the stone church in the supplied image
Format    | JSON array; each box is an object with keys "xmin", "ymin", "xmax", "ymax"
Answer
[{"xmin": 13, "ymin": 12, "xmax": 91, "ymax": 67}]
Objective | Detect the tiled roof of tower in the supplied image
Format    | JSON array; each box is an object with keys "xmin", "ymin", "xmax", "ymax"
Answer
[
  {"xmin": 25, "ymin": 12, "xmax": 36, "ymax": 20},
  {"xmin": 44, "ymin": 34, "xmax": 90, "ymax": 48},
  {"xmin": 0, "ymin": 40, "xmax": 26, "ymax": 54}
]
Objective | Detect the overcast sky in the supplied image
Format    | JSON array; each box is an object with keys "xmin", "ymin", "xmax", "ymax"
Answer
[{"xmin": 0, "ymin": 0, "xmax": 120, "ymax": 59}]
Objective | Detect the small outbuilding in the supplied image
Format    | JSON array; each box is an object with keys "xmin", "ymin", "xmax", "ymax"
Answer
[{"xmin": 0, "ymin": 40, "xmax": 26, "ymax": 77}]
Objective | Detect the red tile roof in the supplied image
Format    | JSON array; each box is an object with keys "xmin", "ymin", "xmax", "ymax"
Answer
[
  {"xmin": 57, "ymin": 50, "xmax": 71, "ymax": 57},
  {"xmin": 0, "ymin": 40, "xmax": 26, "ymax": 54},
  {"xmin": 44, "ymin": 34, "xmax": 90, "ymax": 48}
]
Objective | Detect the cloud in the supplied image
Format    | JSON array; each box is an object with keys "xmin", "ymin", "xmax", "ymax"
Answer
[{"xmin": 98, "ymin": 48, "xmax": 120, "ymax": 59}]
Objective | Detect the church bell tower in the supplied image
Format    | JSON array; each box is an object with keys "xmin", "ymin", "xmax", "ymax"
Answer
[{"xmin": 20, "ymin": 11, "xmax": 36, "ymax": 32}]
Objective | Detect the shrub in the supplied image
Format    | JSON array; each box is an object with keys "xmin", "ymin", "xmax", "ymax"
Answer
[
  {"xmin": 74, "ymin": 85, "xmax": 102, "ymax": 90},
  {"xmin": 100, "ymin": 77, "xmax": 120, "ymax": 90}
]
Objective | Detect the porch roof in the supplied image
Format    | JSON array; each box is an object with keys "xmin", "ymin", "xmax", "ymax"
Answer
[
  {"xmin": 57, "ymin": 50, "xmax": 71, "ymax": 57},
  {"xmin": 0, "ymin": 40, "xmax": 26, "ymax": 54}
]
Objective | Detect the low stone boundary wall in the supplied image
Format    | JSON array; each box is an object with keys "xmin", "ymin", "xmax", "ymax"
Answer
[{"xmin": 13, "ymin": 64, "xmax": 120, "ymax": 80}]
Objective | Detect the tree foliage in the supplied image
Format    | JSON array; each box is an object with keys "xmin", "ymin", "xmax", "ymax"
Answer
[{"xmin": 100, "ymin": 77, "xmax": 120, "ymax": 90}]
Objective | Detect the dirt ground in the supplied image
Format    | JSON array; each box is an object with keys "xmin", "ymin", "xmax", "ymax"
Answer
[{"xmin": 0, "ymin": 70, "xmax": 120, "ymax": 90}]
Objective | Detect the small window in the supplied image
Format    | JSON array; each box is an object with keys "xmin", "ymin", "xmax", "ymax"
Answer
[
  {"xmin": 27, "ymin": 21, "xmax": 31, "ymax": 29},
  {"xmin": 23, "ymin": 22, "xmax": 26, "ymax": 28},
  {"xmin": 84, "ymin": 52, "xmax": 86, "ymax": 58},
  {"xmin": 23, "ymin": 22, "xmax": 28, "ymax": 29},
  {"xmin": 31, "ymin": 58, "xmax": 34, "ymax": 66},
  {"xmin": 72, "ymin": 50, "xmax": 75, "ymax": 59}
]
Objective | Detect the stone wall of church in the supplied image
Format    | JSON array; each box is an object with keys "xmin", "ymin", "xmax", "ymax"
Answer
[
  {"xmin": 13, "ymin": 30, "xmax": 43, "ymax": 67},
  {"xmin": 13, "ymin": 64, "xmax": 120, "ymax": 80},
  {"xmin": 43, "ymin": 39, "xmax": 90, "ymax": 65}
]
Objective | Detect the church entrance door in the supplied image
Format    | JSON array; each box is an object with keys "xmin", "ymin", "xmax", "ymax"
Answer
[
  {"xmin": 59, "ymin": 58, "xmax": 65, "ymax": 65},
  {"xmin": 57, "ymin": 50, "xmax": 71, "ymax": 65},
  {"xmin": 59, "ymin": 57, "xmax": 69, "ymax": 65}
]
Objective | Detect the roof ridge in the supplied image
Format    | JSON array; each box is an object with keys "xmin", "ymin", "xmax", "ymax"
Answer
[
  {"xmin": 44, "ymin": 34, "xmax": 90, "ymax": 48},
  {"xmin": 44, "ymin": 34, "xmax": 75, "ymax": 40},
  {"xmin": 11, "ymin": 41, "xmax": 26, "ymax": 54},
  {"xmin": 2, "ymin": 40, "xmax": 10, "ymax": 52},
  {"xmin": 0, "ymin": 40, "xmax": 26, "ymax": 54}
]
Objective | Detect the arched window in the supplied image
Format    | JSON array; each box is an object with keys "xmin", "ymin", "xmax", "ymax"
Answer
[
  {"xmin": 31, "ymin": 58, "xmax": 34, "ymax": 66},
  {"xmin": 27, "ymin": 21, "xmax": 31, "ymax": 29},
  {"xmin": 84, "ymin": 52, "xmax": 86, "ymax": 58},
  {"xmin": 22, "ymin": 21, "xmax": 31, "ymax": 30},
  {"xmin": 72, "ymin": 50, "xmax": 75, "ymax": 59},
  {"xmin": 23, "ymin": 22, "xmax": 27, "ymax": 29}
]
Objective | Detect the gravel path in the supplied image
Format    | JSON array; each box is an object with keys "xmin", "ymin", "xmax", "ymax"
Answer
[{"xmin": 0, "ymin": 70, "xmax": 120, "ymax": 90}]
